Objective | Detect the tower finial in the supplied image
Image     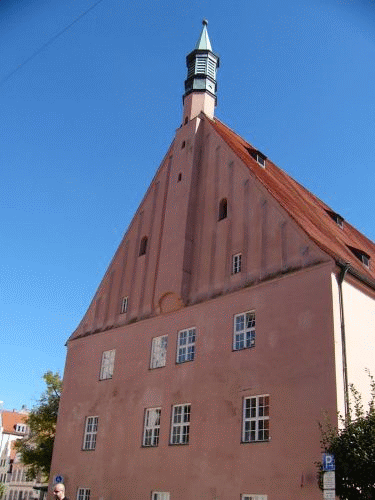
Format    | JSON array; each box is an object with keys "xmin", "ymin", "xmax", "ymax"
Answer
[{"xmin": 182, "ymin": 22, "xmax": 220, "ymax": 120}]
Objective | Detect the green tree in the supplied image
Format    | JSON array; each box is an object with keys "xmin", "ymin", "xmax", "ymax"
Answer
[
  {"xmin": 318, "ymin": 371, "xmax": 375, "ymax": 499},
  {"xmin": 14, "ymin": 371, "xmax": 62, "ymax": 481},
  {"xmin": 0, "ymin": 482, "xmax": 7, "ymax": 499}
]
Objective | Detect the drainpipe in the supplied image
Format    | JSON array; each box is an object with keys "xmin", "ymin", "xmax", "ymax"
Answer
[{"xmin": 337, "ymin": 263, "xmax": 349, "ymax": 420}]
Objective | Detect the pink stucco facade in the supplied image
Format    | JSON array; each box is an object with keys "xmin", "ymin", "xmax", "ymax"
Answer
[{"xmin": 50, "ymin": 25, "xmax": 375, "ymax": 500}]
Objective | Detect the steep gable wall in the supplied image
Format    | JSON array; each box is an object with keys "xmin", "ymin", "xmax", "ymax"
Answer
[{"xmin": 71, "ymin": 116, "xmax": 331, "ymax": 340}]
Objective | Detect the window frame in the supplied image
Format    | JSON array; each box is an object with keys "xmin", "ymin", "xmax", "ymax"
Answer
[
  {"xmin": 242, "ymin": 395, "xmax": 270, "ymax": 443},
  {"xmin": 176, "ymin": 328, "xmax": 196, "ymax": 364},
  {"xmin": 120, "ymin": 296, "xmax": 128, "ymax": 314},
  {"xmin": 76, "ymin": 489, "xmax": 90, "ymax": 500},
  {"xmin": 233, "ymin": 311, "xmax": 256, "ymax": 351},
  {"xmin": 99, "ymin": 349, "xmax": 116, "ymax": 380},
  {"xmin": 142, "ymin": 408, "xmax": 161, "ymax": 447},
  {"xmin": 151, "ymin": 493, "xmax": 170, "ymax": 500},
  {"xmin": 242, "ymin": 495, "xmax": 268, "ymax": 500},
  {"xmin": 82, "ymin": 416, "xmax": 99, "ymax": 451},
  {"xmin": 170, "ymin": 404, "xmax": 191, "ymax": 445},
  {"xmin": 150, "ymin": 335, "xmax": 168, "ymax": 369},
  {"xmin": 232, "ymin": 253, "xmax": 242, "ymax": 274}
]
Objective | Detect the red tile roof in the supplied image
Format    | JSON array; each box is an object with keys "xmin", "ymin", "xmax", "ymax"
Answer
[
  {"xmin": 209, "ymin": 116, "xmax": 375, "ymax": 286},
  {"xmin": 1, "ymin": 410, "xmax": 28, "ymax": 435}
]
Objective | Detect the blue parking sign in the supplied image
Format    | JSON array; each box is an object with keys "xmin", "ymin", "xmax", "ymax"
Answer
[{"xmin": 322, "ymin": 453, "xmax": 335, "ymax": 471}]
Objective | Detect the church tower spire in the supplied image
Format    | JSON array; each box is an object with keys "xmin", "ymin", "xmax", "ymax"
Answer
[{"xmin": 183, "ymin": 20, "xmax": 220, "ymax": 121}]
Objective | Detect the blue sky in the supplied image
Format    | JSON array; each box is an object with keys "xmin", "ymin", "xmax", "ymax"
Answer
[{"xmin": 1, "ymin": 0, "xmax": 374, "ymax": 411}]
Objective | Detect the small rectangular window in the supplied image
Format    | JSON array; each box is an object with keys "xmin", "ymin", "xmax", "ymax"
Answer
[
  {"xmin": 99, "ymin": 349, "xmax": 115, "ymax": 380},
  {"xmin": 142, "ymin": 408, "xmax": 161, "ymax": 447},
  {"xmin": 176, "ymin": 328, "xmax": 196, "ymax": 364},
  {"xmin": 76, "ymin": 489, "xmax": 90, "ymax": 500},
  {"xmin": 150, "ymin": 335, "xmax": 168, "ymax": 369},
  {"xmin": 83, "ymin": 416, "xmax": 98, "ymax": 450},
  {"xmin": 233, "ymin": 311, "xmax": 256, "ymax": 351},
  {"xmin": 120, "ymin": 296, "xmax": 128, "ymax": 314},
  {"xmin": 242, "ymin": 395, "xmax": 269, "ymax": 443},
  {"xmin": 152, "ymin": 493, "xmax": 170, "ymax": 500},
  {"xmin": 171, "ymin": 404, "xmax": 191, "ymax": 445},
  {"xmin": 242, "ymin": 496, "xmax": 268, "ymax": 500},
  {"xmin": 256, "ymin": 155, "xmax": 265, "ymax": 167},
  {"xmin": 232, "ymin": 253, "xmax": 242, "ymax": 274}
]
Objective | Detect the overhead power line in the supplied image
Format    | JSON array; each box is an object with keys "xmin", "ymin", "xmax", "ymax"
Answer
[{"xmin": 0, "ymin": 0, "xmax": 106, "ymax": 87}]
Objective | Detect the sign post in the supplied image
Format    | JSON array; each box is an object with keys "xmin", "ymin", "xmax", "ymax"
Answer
[{"xmin": 322, "ymin": 454, "xmax": 335, "ymax": 499}]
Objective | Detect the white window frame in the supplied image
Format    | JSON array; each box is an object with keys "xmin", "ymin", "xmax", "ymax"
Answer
[
  {"xmin": 142, "ymin": 408, "xmax": 161, "ymax": 447},
  {"xmin": 76, "ymin": 489, "xmax": 90, "ymax": 500},
  {"xmin": 233, "ymin": 311, "xmax": 256, "ymax": 351},
  {"xmin": 99, "ymin": 349, "xmax": 115, "ymax": 380},
  {"xmin": 256, "ymin": 154, "xmax": 266, "ymax": 168},
  {"xmin": 176, "ymin": 328, "xmax": 196, "ymax": 364},
  {"xmin": 232, "ymin": 253, "xmax": 242, "ymax": 274},
  {"xmin": 170, "ymin": 404, "xmax": 191, "ymax": 445},
  {"xmin": 120, "ymin": 296, "xmax": 128, "ymax": 314},
  {"xmin": 152, "ymin": 493, "xmax": 170, "ymax": 500},
  {"xmin": 242, "ymin": 395, "xmax": 270, "ymax": 443},
  {"xmin": 242, "ymin": 495, "xmax": 268, "ymax": 500},
  {"xmin": 83, "ymin": 416, "xmax": 98, "ymax": 450},
  {"xmin": 150, "ymin": 335, "xmax": 168, "ymax": 369}
]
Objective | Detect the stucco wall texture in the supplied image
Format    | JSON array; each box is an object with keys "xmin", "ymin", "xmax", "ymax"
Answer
[{"xmin": 52, "ymin": 262, "xmax": 339, "ymax": 500}]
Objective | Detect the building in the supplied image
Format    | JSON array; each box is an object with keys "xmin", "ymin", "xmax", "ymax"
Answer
[
  {"xmin": 0, "ymin": 409, "xmax": 45, "ymax": 500},
  {"xmin": 50, "ymin": 21, "xmax": 375, "ymax": 500}
]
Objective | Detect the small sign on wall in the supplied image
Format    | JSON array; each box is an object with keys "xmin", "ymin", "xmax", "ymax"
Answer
[{"xmin": 53, "ymin": 475, "xmax": 64, "ymax": 484}]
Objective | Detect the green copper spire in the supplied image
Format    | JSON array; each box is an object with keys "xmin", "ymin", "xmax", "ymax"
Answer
[
  {"xmin": 183, "ymin": 20, "xmax": 220, "ymax": 104},
  {"xmin": 195, "ymin": 19, "xmax": 212, "ymax": 51}
]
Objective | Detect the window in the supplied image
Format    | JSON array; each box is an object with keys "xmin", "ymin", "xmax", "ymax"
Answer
[
  {"xmin": 242, "ymin": 395, "xmax": 269, "ymax": 442},
  {"xmin": 218, "ymin": 198, "xmax": 227, "ymax": 220},
  {"xmin": 171, "ymin": 404, "xmax": 191, "ymax": 445},
  {"xmin": 232, "ymin": 253, "xmax": 242, "ymax": 274},
  {"xmin": 142, "ymin": 408, "xmax": 161, "ymax": 447},
  {"xmin": 242, "ymin": 496, "xmax": 267, "ymax": 500},
  {"xmin": 348, "ymin": 246, "xmax": 370, "ymax": 268},
  {"xmin": 99, "ymin": 349, "xmax": 115, "ymax": 380},
  {"xmin": 15, "ymin": 425, "xmax": 26, "ymax": 434},
  {"xmin": 120, "ymin": 296, "xmax": 128, "ymax": 314},
  {"xmin": 139, "ymin": 236, "xmax": 148, "ymax": 256},
  {"xmin": 256, "ymin": 154, "xmax": 265, "ymax": 167},
  {"xmin": 83, "ymin": 416, "xmax": 98, "ymax": 450},
  {"xmin": 76, "ymin": 489, "xmax": 90, "ymax": 500},
  {"xmin": 176, "ymin": 328, "xmax": 196, "ymax": 364},
  {"xmin": 150, "ymin": 335, "xmax": 168, "ymax": 369},
  {"xmin": 152, "ymin": 493, "xmax": 170, "ymax": 500},
  {"xmin": 233, "ymin": 311, "xmax": 256, "ymax": 351}
]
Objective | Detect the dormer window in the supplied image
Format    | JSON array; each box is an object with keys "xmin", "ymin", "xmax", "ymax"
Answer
[
  {"xmin": 348, "ymin": 246, "xmax": 370, "ymax": 268},
  {"xmin": 15, "ymin": 424, "xmax": 26, "ymax": 434},
  {"xmin": 327, "ymin": 210, "xmax": 344, "ymax": 228},
  {"xmin": 218, "ymin": 198, "xmax": 227, "ymax": 221},
  {"xmin": 248, "ymin": 148, "xmax": 267, "ymax": 168},
  {"xmin": 139, "ymin": 236, "xmax": 148, "ymax": 256}
]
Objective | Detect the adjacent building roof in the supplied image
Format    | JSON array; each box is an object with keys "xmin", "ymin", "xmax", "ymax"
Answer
[
  {"xmin": 1, "ymin": 410, "xmax": 28, "ymax": 435},
  {"xmin": 209, "ymin": 116, "xmax": 375, "ymax": 287}
]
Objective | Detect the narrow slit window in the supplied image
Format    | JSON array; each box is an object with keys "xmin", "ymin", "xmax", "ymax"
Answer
[
  {"xmin": 120, "ymin": 296, "xmax": 128, "ymax": 314},
  {"xmin": 218, "ymin": 198, "xmax": 227, "ymax": 220},
  {"xmin": 139, "ymin": 236, "xmax": 148, "ymax": 256}
]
